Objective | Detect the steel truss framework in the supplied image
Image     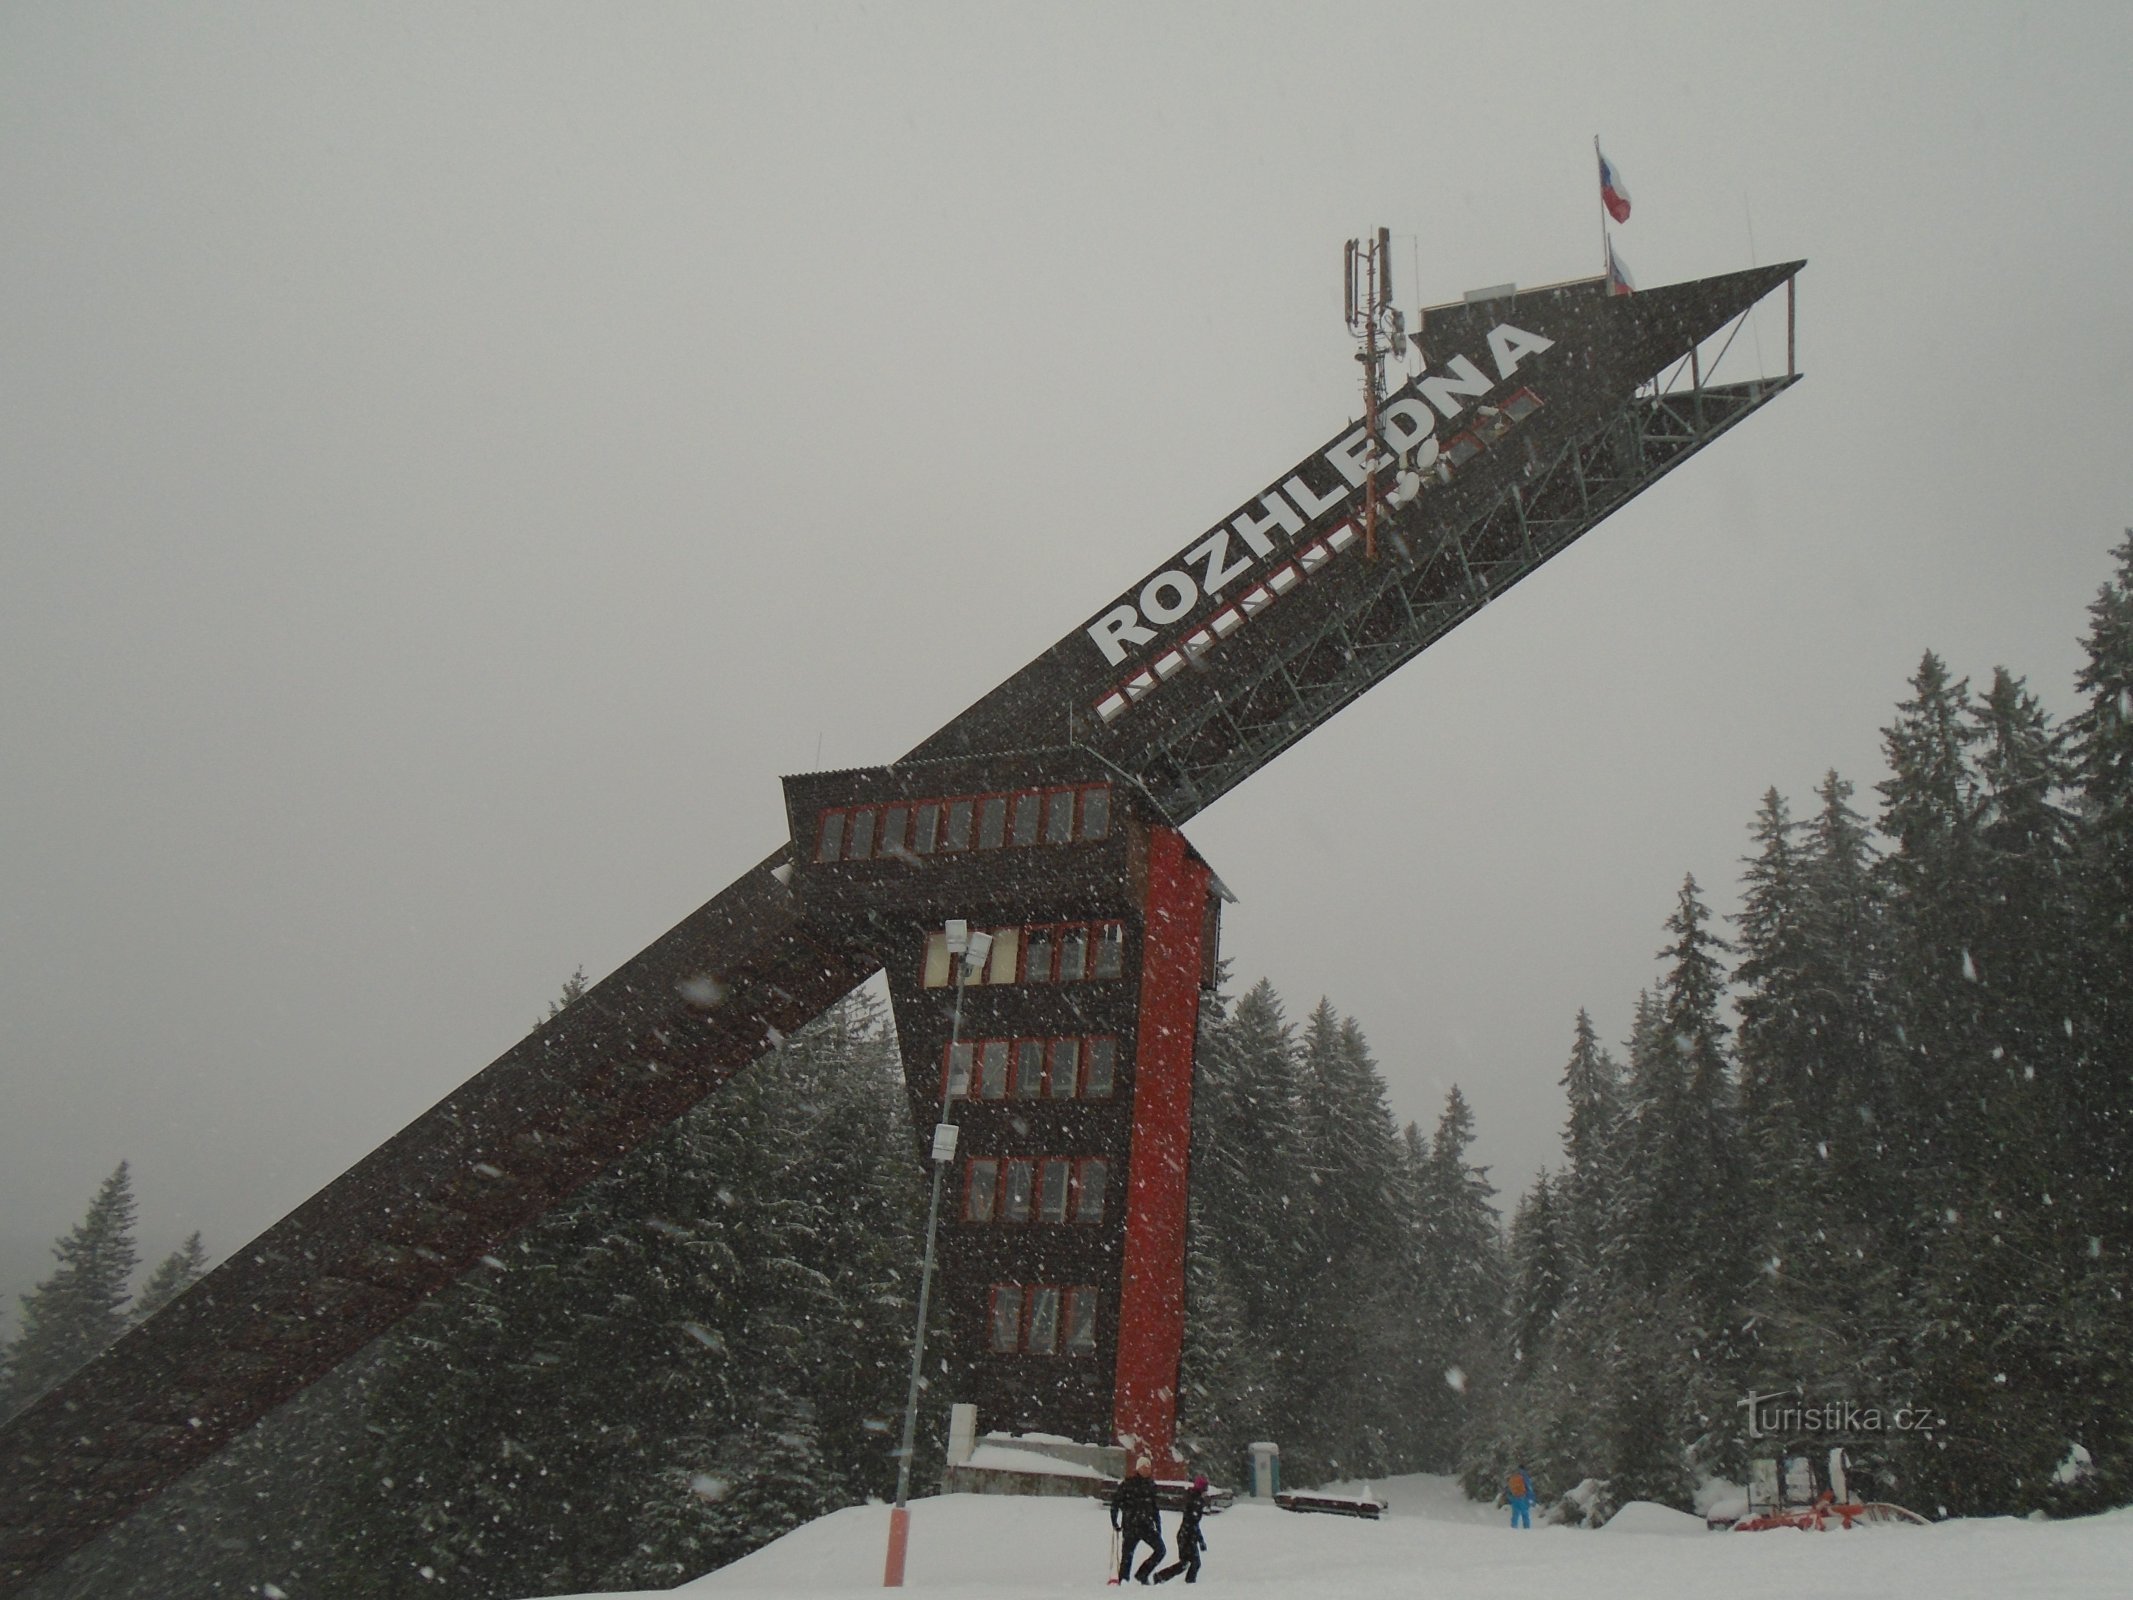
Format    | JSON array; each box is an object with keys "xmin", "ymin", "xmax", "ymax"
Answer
[{"xmin": 1136, "ymin": 374, "xmax": 1798, "ymax": 819}]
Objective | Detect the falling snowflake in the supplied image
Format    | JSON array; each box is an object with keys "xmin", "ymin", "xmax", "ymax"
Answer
[{"xmin": 679, "ymin": 974, "xmax": 728, "ymax": 1008}]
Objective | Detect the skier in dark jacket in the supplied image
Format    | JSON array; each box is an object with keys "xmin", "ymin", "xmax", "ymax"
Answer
[
  {"xmin": 1110, "ymin": 1457, "xmax": 1166, "ymax": 1584},
  {"xmin": 1153, "ymin": 1474, "xmax": 1209, "ymax": 1584}
]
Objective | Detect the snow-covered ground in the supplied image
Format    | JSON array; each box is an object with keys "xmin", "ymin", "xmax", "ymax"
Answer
[{"xmin": 535, "ymin": 1475, "xmax": 2133, "ymax": 1600}]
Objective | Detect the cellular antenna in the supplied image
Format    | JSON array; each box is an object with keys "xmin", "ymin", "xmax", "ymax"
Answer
[{"xmin": 1343, "ymin": 229, "xmax": 1406, "ymax": 559}]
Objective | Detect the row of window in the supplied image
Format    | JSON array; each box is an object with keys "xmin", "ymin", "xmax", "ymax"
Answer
[
  {"xmin": 920, "ymin": 922, "xmax": 1126, "ymax": 990},
  {"xmin": 989, "ymin": 1283, "xmax": 1099, "ymax": 1355},
  {"xmin": 964, "ymin": 1155, "xmax": 1109, "ymax": 1227},
  {"xmin": 815, "ymin": 784, "xmax": 1111, "ymax": 865},
  {"xmin": 945, "ymin": 1035, "xmax": 1118, "ymax": 1102}
]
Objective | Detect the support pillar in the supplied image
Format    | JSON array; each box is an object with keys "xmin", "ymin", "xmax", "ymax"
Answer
[{"xmin": 1113, "ymin": 828, "xmax": 1208, "ymax": 1473}]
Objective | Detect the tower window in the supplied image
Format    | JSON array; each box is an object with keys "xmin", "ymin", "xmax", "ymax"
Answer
[
  {"xmin": 1046, "ymin": 1038, "xmax": 1080, "ymax": 1099},
  {"xmin": 989, "ymin": 1286, "xmax": 1024, "ymax": 1352},
  {"xmin": 1022, "ymin": 928, "xmax": 1054, "ymax": 984},
  {"xmin": 1064, "ymin": 1286, "xmax": 1097, "ymax": 1352},
  {"xmin": 944, "ymin": 1040, "xmax": 974, "ymax": 1100},
  {"xmin": 978, "ymin": 795, "xmax": 1009, "ymax": 850},
  {"xmin": 1045, "ymin": 789, "xmax": 1077, "ymax": 844},
  {"xmin": 979, "ymin": 1040, "xmax": 1010, "ymax": 1100},
  {"xmin": 964, "ymin": 1159, "xmax": 998, "ymax": 1223},
  {"xmin": 1027, "ymin": 1286, "xmax": 1061, "ymax": 1354},
  {"xmin": 1016, "ymin": 1040, "xmax": 1046, "ymax": 1098},
  {"xmin": 1079, "ymin": 786, "xmax": 1111, "ymax": 840},
  {"xmin": 1057, "ymin": 926, "xmax": 1088, "ymax": 982},
  {"xmin": 1074, "ymin": 1159, "xmax": 1109, "ymax": 1225},
  {"xmin": 815, "ymin": 811, "xmax": 846, "ymax": 863},
  {"xmin": 1093, "ymin": 923, "xmax": 1125, "ymax": 979},
  {"xmin": 1001, "ymin": 1159, "xmax": 1034, "ymax": 1224},
  {"xmin": 985, "ymin": 926, "xmax": 1020, "ymax": 985},
  {"xmin": 1012, "ymin": 791, "xmax": 1043, "ymax": 846},
  {"xmin": 1083, "ymin": 1037, "xmax": 1117, "ymax": 1098},
  {"xmin": 1039, "ymin": 1159, "xmax": 1072, "ymax": 1224},
  {"xmin": 922, "ymin": 931, "xmax": 952, "ymax": 991}
]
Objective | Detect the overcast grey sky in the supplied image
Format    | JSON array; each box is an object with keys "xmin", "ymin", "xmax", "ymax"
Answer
[{"xmin": 4, "ymin": 2, "xmax": 2130, "ymax": 1314}]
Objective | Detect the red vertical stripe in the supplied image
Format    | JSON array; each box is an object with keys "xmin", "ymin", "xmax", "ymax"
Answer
[{"xmin": 1112, "ymin": 827, "xmax": 1208, "ymax": 1473}]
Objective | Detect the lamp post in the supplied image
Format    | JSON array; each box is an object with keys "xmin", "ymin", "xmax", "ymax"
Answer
[{"xmin": 884, "ymin": 919, "xmax": 992, "ymax": 1587}]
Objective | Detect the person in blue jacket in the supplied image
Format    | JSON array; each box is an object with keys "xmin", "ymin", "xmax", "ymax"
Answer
[{"xmin": 1506, "ymin": 1464, "xmax": 1536, "ymax": 1529}]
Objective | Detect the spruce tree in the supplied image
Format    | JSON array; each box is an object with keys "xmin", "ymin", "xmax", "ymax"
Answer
[
  {"xmin": 341, "ymin": 992, "xmax": 922, "ymax": 1598},
  {"xmin": 133, "ymin": 1232, "xmax": 209, "ymax": 1322},
  {"xmin": 1406, "ymin": 1086, "xmax": 1503, "ymax": 1478},
  {"xmin": 2, "ymin": 1162, "xmax": 140, "ymax": 1417},
  {"xmin": 2062, "ymin": 533, "xmax": 2133, "ymax": 1508},
  {"xmin": 1557, "ymin": 1009, "xmax": 1620, "ymax": 1270},
  {"xmin": 1734, "ymin": 775, "xmax": 1894, "ymax": 1426}
]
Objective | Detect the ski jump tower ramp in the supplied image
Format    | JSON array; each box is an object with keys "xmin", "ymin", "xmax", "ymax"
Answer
[{"xmin": 0, "ymin": 259, "xmax": 1804, "ymax": 1595}]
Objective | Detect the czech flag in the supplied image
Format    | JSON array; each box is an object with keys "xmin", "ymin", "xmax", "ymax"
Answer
[
  {"xmin": 1598, "ymin": 147, "xmax": 1632, "ymax": 223},
  {"xmin": 1605, "ymin": 235, "xmax": 1636, "ymax": 297}
]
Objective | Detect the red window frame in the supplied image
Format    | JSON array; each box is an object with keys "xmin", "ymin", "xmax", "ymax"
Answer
[
  {"xmin": 1059, "ymin": 925, "xmax": 1091, "ymax": 981},
  {"xmin": 1045, "ymin": 1036, "xmax": 1080, "ymax": 1100},
  {"xmin": 815, "ymin": 810, "xmax": 845, "ymax": 863},
  {"xmin": 1000, "ymin": 1158, "xmax": 1035, "ymax": 1224},
  {"xmin": 1044, "ymin": 787, "xmax": 1077, "ymax": 845},
  {"xmin": 976, "ymin": 792, "xmax": 1010, "ymax": 850},
  {"xmin": 941, "ymin": 1037, "xmax": 981, "ymax": 1100},
  {"xmin": 1081, "ymin": 1036, "xmax": 1117, "ymax": 1098},
  {"xmin": 988, "ymin": 1284, "xmax": 1024, "ymax": 1352},
  {"xmin": 978, "ymin": 1039, "xmax": 1010, "ymax": 1100},
  {"xmin": 1013, "ymin": 1037, "xmax": 1046, "ymax": 1098},
  {"xmin": 964, "ymin": 1157, "xmax": 999, "ymax": 1223},
  {"xmin": 1011, "ymin": 789, "xmax": 1044, "ymax": 847},
  {"xmin": 1093, "ymin": 922, "xmax": 1126, "ymax": 980},
  {"xmin": 1063, "ymin": 1285, "xmax": 1097, "ymax": 1353},
  {"xmin": 1038, "ymin": 1158, "xmax": 1072, "ymax": 1225},
  {"xmin": 1021, "ymin": 925, "xmax": 1055, "ymax": 984},
  {"xmin": 877, "ymin": 805, "xmax": 907, "ymax": 859},
  {"xmin": 1078, "ymin": 784, "xmax": 1111, "ymax": 841},
  {"xmin": 1073, "ymin": 1157, "xmax": 1109, "ymax": 1225},
  {"xmin": 1026, "ymin": 1285, "xmax": 1062, "ymax": 1354}
]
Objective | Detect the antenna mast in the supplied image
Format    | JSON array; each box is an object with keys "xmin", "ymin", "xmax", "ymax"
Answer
[{"xmin": 1344, "ymin": 227, "xmax": 1406, "ymax": 559}]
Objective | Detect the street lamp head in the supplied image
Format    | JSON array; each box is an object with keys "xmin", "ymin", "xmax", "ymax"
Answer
[
  {"xmin": 961, "ymin": 929, "xmax": 994, "ymax": 976},
  {"xmin": 944, "ymin": 918, "xmax": 971, "ymax": 956}
]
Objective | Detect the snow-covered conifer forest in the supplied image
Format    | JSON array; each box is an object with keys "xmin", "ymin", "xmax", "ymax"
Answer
[{"xmin": 11, "ymin": 531, "xmax": 2133, "ymax": 1597}]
